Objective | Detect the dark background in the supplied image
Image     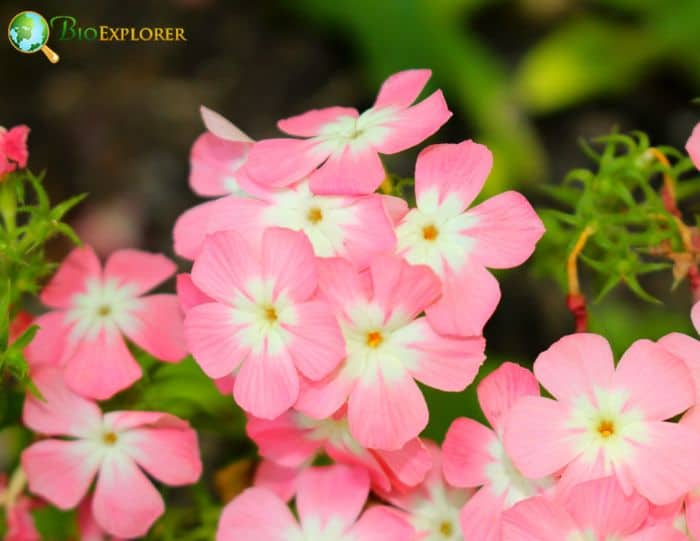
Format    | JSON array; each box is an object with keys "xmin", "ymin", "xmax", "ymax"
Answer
[{"xmin": 3, "ymin": 0, "xmax": 700, "ymax": 435}]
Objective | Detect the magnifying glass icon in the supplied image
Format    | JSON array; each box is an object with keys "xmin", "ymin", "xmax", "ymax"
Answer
[{"xmin": 8, "ymin": 11, "xmax": 60, "ymax": 64}]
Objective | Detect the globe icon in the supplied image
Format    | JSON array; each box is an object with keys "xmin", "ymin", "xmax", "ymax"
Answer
[{"xmin": 8, "ymin": 11, "xmax": 58, "ymax": 62}]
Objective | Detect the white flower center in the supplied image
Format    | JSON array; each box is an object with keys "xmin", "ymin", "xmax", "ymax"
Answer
[
  {"xmin": 313, "ymin": 107, "xmax": 397, "ymax": 155},
  {"xmin": 410, "ymin": 483, "xmax": 469, "ymax": 541},
  {"xmin": 287, "ymin": 516, "xmax": 355, "ymax": 541},
  {"xmin": 295, "ymin": 413, "xmax": 366, "ymax": 457}
]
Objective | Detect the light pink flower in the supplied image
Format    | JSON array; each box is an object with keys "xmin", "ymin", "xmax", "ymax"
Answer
[
  {"xmin": 244, "ymin": 70, "xmax": 452, "ymax": 195},
  {"xmin": 184, "ymin": 227, "xmax": 345, "ymax": 419},
  {"xmin": 21, "ymin": 369, "xmax": 202, "ymax": 539},
  {"xmin": 503, "ymin": 334, "xmax": 700, "ymax": 505},
  {"xmin": 442, "ymin": 362, "xmax": 553, "ymax": 541},
  {"xmin": 25, "ymin": 246, "xmax": 187, "ymax": 399},
  {"xmin": 295, "ymin": 255, "xmax": 485, "ymax": 450},
  {"xmin": 217, "ymin": 464, "xmax": 414, "ymax": 541},
  {"xmin": 246, "ymin": 407, "xmax": 432, "ymax": 494},
  {"xmin": 386, "ymin": 442, "xmax": 471, "ymax": 541},
  {"xmin": 173, "ymin": 180, "xmax": 400, "ymax": 268},
  {"xmin": 395, "ymin": 141, "xmax": 544, "ymax": 336},
  {"xmin": 502, "ymin": 477, "xmax": 686, "ymax": 541},
  {"xmin": 0, "ymin": 125, "xmax": 30, "ymax": 176},
  {"xmin": 686, "ymin": 122, "xmax": 700, "ymax": 171}
]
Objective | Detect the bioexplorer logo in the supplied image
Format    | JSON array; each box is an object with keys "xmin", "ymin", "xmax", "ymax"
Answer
[{"xmin": 8, "ymin": 11, "xmax": 187, "ymax": 64}]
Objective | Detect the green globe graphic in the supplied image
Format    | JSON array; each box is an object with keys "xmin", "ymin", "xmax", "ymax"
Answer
[{"xmin": 8, "ymin": 11, "xmax": 49, "ymax": 53}]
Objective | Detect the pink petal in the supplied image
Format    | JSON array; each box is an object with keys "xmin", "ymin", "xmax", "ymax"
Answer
[
  {"xmin": 692, "ymin": 301, "xmax": 700, "ymax": 334},
  {"xmin": 278, "ymin": 107, "xmax": 358, "ymax": 137},
  {"xmin": 687, "ymin": 491, "xmax": 700, "ymax": 540},
  {"xmin": 189, "ymin": 133, "xmax": 252, "ymax": 196},
  {"xmin": 613, "ymin": 339, "xmax": 695, "ymax": 421},
  {"xmin": 533, "ymin": 333, "xmax": 614, "ymax": 402},
  {"xmin": 415, "ymin": 141, "xmax": 493, "ymax": 211},
  {"xmin": 23, "ymin": 368, "xmax": 102, "ymax": 437},
  {"xmin": 103, "ymin": 410, "xmax": 189, "ymax": 431},
  {"xmin": 173, "ymin": 198, "xmax": 241, "ymax": 260},
  {"xmin": 296, "ymin": 465, "xmax": 369, "ymax": 530},
  {"xmin": 64, "ymin": 331, "xmax": 141, "ymax": 400},
  {"xmin": 348, "ymin": 367, "xmax": 428, "ymax": 450},
  {"xmin": 124, "ymin": 294, "xmax": 187, "ymax": 362},
  {"xmin": 253, "ymin": 460, "xmax": 300, "ymax": 502},
  {"xmin": 262, "ymin": 227, "xmax": 317, "ymax": 302},
  {"xmin": 246, "ymin": 412, "xmax": 320, "ymax": 467},
  {"xmin": 200, "ymin": 106, "xmax": 254, "ymax": 142},
  {"xmin": 217, "ymin": 488, "xmax": 297, "ymax": 541},
  {"xmin": 6, "ymin": 496, "xmax": 40, "ymax": 541},
  {"xmin": 285, "ymin": 300, "xmax": 345, "ymax": 381},
  {"xmin": 459, "ymin": 487, "xmax": 506, "ymax": 541},
  {"xmin": 40, "ymin": 246, "xmax": 101, "ymax": 309},
  {"xmin": 402, "ymin": 319, "xmax": 485, "ymax": 391},
  {"xmin": 203, "ymin": 195, "xmax": 268, "ymax": 243},
  {"xmin": 426, "ymin": 262, "xmax": 500, "ymax": 337},
  {"xmin": 176, "ymin": 273, "xmax": 213, "ymax": 312},
  {"xmin": 103, "ymin": 250, "xmax": 175, "ymax": 296},
  {"xmin": 373, "ymin": 69, "xmax": 432, "ymax": 109},
  {"xmin": 373, "ymin": 437, "xmax": 432, "ymax": 489},
  {"xmin": 373, "ymin": 90, "xmax": 452, "ymax": 155},
  {"xmin": 316, "ymin": 257, "xmax": 371, "ymax": 313},
  {"xmin": 339, "ymin": 195, "xmax": 398, "ymax": 268},
  {"xmin": 462, "ymin": 191, "xmax": 545, "ymax": 269},
  {"xmin": 185, "ymin": 302, "xmax": 251, "ymax": 378},
  {"xmin": 566, "ymin": 476, "xmax": 647, "ymax": 536},
  {"xmin": 234, "ymin": 348, "xmax": 300, "ymax": 419},
  {"xmin": 626, "ymin": 525, "xmax": 689, "ymax": 541},
  {"xmin": 23, "ymin": 311, "xmax": 72, "ymax": 367},
  {"xmin": 503, "ymin": 396, "xmax": 578, "ymax": 479},
  {"xmin": 369, "ymin": 255, "xmax": 441, "ymax": 322},
  {"xmin": 502, "ymin": 494, "xmax": 578, "ymax": 541},
  {"xmin": 3, "ymin": 125, "xmax": 30, "ymax": 167},
  {"xmin": 294, "ymin": 367, "xmax": 356, "ymax": 419},
  {"xmin": 686, "ymin": 122, "xmax": 700, "ymax": 171},
  {"xmin": 443, "ymin": 418, "xmax": 497, "ymax": 488},
  {"xmin": 477, "ymin": 362, "xmax": 540, "ymax": 433},
  {"xmin": 191, "ymin": 229, "xmax": 259, "ymax": 303},
  {"xmin": 92, "ymin": 455, "xmax": 165, "ymax": 538},
  {"xmin": 309, "ymin": 145, "xmax": 386, "ymax": 196},
  {"xmin": 380, "ymin": 194, "xmax": 410, "ymax": 224},
  {"xmin": 350, "ymin": 506, "xmax": 415, "ymax": 541},
  {"xmin": 624, "ymin": 421, "xmax": 700, "ymax": 505},
  {"xmin": 246, "ymin": 138, "xmax": 324, "ymax": 188},
  {"xmin": 658, "ymin": 333, "xmax": 700, "ymax": 409},
  {"xmin": 22, "ymin": 440, "xmax": 100, "ymax": 509}
]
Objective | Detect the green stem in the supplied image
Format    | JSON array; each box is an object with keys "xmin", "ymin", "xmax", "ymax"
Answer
[{"xmin": 0, "ymin": 176, "xmax": 17, "ymax": 235}]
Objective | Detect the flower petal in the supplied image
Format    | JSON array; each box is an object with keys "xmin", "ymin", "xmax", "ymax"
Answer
[
  {"xmin": 262, "ymin": 227, "xmax": 317, "ymax": 302},
  {"xmin": 477, "ymin": 362, "xmax": 540, "ymax": 433},
  {"xmin": 373, "ymin": 69, "xmax": 432, "ymax": 109},
  {"xmin": 103, "ymin": 250, "xmax": 175, "ymax": 296},
  {"xmin": 350, "ymin": 506, "xmax": 415, "ymax": 541},
  {"xmin": 40, "ymin": 246, "xmax": 101, "ymax": 309},
  {"xmin": 124, "ymin": 294, "xmax": 187, "ymax": 362},
  {"xmin": 216, "ymin": 488, "xmax": 297, "ymax": 541},
  {"xmin": 278, "ymin": 107, "xmax": 358, "ymax": 137},
  {"xmin": 246, "ymin": 412, "xmax": 320, "ymax": 467},
  {"xmin": 459, "ymin": 487, "xmax": 506, "ymax": 541},
  {"xmin": 686, "ymin": 122, "xmax": 700, "ymax": 171},
  {"xmin": 246, "ymin": 138, "xmax": 324, "ymax": 188},
  {"xmin": 309, "ymin": 145, "xmax": 386, "ymax": 196},
  {"xmin": 443, "ymin": 418, "xmax": 497, "ymax": 488}
]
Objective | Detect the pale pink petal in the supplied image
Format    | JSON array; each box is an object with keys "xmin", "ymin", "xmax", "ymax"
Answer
[
  {"xmin": 103, "ymin": 411, "xmax": 189, "ymax": 431},
  {"xmin": 103, "ymin": 250, "xmax": 175, "ymax": 296},
  {"xmin": 6, "ymin": 497, "xmax": 40, "ymax": 541},
  {"xmin": 503, "ymin": 396, "xmax": 579, "ymax": 478},
  {"xmin": 401, "ymin": 319, "xmax": 485, "ymax": 391},
  {"xmin": 191, "ymin": 230, "xmax": 259, "ymax": 303},
  {"xmin": 373, "ymin": 90, "xmax": 452, "ymax": 155},
  {"xmin": 216, "ymin": 488, "xmax": 297, "ymax": 541},
  {"xmin": 246, "ymin": 138, "xmax": 324, "ymax": 188},
  {"xmin": 173, "ymin": 198, "xmax": 227, "ymax": 260},
  {"xmin": 555, "ymin": 452, "xmax": 608, "ymax": 501},
  {"xmin": 189, "ymin": 133, "xmax": 252, "ymax": 196},
  {"xmin": 185, "ymin": 302, "xmax": 250, "ymax": 379},
  {"xmin": 124, "ymin": 294, "xmax": 187, "ymax": 362},
  {"xmin": 533, "ymin": 333, "xmax": 614, "ymax": 401},
  {"xmin": 626, "ymin": 525, "xmax": 688, "ymax": 541},
  {"xmin": 285, "ymin": 300, "xmax": 345, "ymax": 381},
  {"xmin": 350, "ymin": 506, "xmax": 415, "ymax": 541},
  {"xmin": 296, "ymin": 465, "xmax": 369, "ymax": 530},
  {"xmin": 23, "ymin": 311, "xmax": 72, "ymax": 367},
  {"xmin": 309, "ymin": 145, "xmax": 386, "ymax": 196},
  {"xmin": 658, "ymin": 333, "xmax": 700, "ymax": 403},
  {"xmin": 373, "ymin": 438, "xmax": 432, "ymax": 489},
  {"xmin": 316, "ymin": 257, "xmax": 371, "ymax": 313},
  {"xmin": 294, "ymin": 367, "xmax": 356, "ymax": 419},
  {"xmin": 246, "ymin": 412, "xmax": 320, "ymax": 467},
  {"xmin": 477, "ymin": 362, "xmax": 540, "ymax": 433},
  {"xmin": 3, "ymin": 125, "xmax": 30, "ymax": 167},
  {"xmin": 369, "ymin": 255, "xmax": 441, "ymax": 321},
  {"xmin": 415, "ymin": 141, "xmax": 493, "ymax": 211},
  {"xmin": 566, "ymin": 476, "xmax": 647, "ymax": 536},
  {"xmin": 121, "ymin": 425, "xmax": 202, "ymax": 486},
  {"xmin": 278, "ymin": 107, "xmax": 358, "ymax": 137},
  {"xmin": 77, "ymin": 496, "xmax": 111, "ymax": 541},
  {"xmin": 23, "ymin": 368, "xmax": 102, "ymax": 437},
  {"xmin": 253, "ymin": 460, "xmax": 300, "ymax": 502},
  {"xmin": 234, "ymin": 348, "xmax": 300, "ymax": 419},
  {"xmin": 22, "ymin": 440, "xmax": 100, "ymax": 509},
  {"xmin": 380, "ymin": 194, "xmax": 410, "ymax": 224},
  {"xmin": 613, "ymin": 339, "xmax": 695, "ymax": 421},
  {"xmin": 426, "ymin": 262, "xmax": 501, "ymax": 337},
  {"xmin": 624, "ymin": 421, "xmax": 700, "ymax": 505},
  {"xmin": 686, "ymin": 122, "xmax": 700, "ymax": 171},
  {"xmin": 200, "ymin": 106, "xmax": 254, "ymax": 142},
  {"xmin": 262, "ymin": 227, "xmax": 317, "ymax": 302},
  {"xmin": 203, "ymin": 196, "xmax": 268, "ymax": 247},
  {"xmin": 459, "ymin": 487, "xmax": 506, "ymax": 541},
  {"xmin": 92, "ymin": 454, "xmax": 164, "ymax": 538},
  {"xmin": 40, "ymin": 246, "xmax": 101, "ymax": 309},
  {"xmin": 462, "ymin": 191, "xmax": 545, "ymax": 269},
  {"xmin": 340, "ymin": 195, "xmax": 398, "ymax": 268},
  {"xmin": 176, "ymin": 273, "xmax": 213, "ymax": 311},
  {"xmin": 373, "ymin": 69, "xmax": 432, "ymax": 109},
  {"xmin": 348, "ymin": 367, "xmax": 428, "ymax": 450},
  {"xmin": 443, "ymin": 418, "xmax": 497, "ymax": 488},
  {"xmin": 502, "ymin": 495, "xmax": 578, "ymax": 541},
  {"xmin": 64, "ymin": 331, "xmax": 141, "ymax": 400}
]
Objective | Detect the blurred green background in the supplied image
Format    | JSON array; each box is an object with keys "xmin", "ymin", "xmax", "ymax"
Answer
[{"xmin": 2, "ymin": 0, "xmax": 700, "ymax": 441}]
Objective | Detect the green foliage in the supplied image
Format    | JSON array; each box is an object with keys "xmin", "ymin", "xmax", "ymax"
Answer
[
  {"xmin": 0, "ymin": 171, "xmax": 84, "ymax": 387},
  {"xmin": 534, "ymin": 130, "xmax": 700, "ymax": 302}
]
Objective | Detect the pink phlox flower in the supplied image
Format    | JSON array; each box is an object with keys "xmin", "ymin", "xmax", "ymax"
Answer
[{"xmin": 0, "ymin": 125, "xmax": 30, "ymax": 176}]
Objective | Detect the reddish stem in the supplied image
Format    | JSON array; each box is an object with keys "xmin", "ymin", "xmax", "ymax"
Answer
[{"xmin": 567, "ymin": 293, "xmax": 588, "ymax": 333}]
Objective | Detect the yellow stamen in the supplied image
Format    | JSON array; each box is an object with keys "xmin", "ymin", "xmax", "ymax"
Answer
[
  {"xmin": 422, "ymin": 224, "xmax": 439, "ymax": 241},
  {"xmin": 103, "ymin": 431, "xmax": 118, "ymax": 445},
  {"xmin": 439, "ymin": 521, "xmax": 454, "ymax": 537},
  {"xmin": 307, "ymin": 207, "xmax": 323, "ymax": 224},
  {"xmin": 97, "ymin": 305, "xmax": 111, "ymax": 316},
  {"xmin": 366, "ymin": 331, "xmax": 383, "ymax": 348},
  {"xmin": 597, "ymin": 419, "xmax": 615, "ymax": 438},
  {"xmin": 264, "ymin": 306, "xmax": 278, "ymax": 322}
]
